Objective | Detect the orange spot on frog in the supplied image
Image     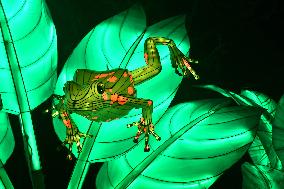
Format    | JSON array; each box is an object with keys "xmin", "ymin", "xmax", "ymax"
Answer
[
  {"xmin": 111, "ymin": 93, "xmax": 118, "ymax": 102},
  {"xmin": 128, "ymin": 87, "xmax": 134, "ymax": 95},
  {"xmin": 144, "ymin": 53, "xmax": 148, "ymax": 64},
  {"xmin": 123, "ymin": 72, "xmax": 128, "ymax": 77},
  {"xmin": 129, "ymin": 75, "xmax": 133, "ymax": 83},
  {"xmin": 63, "ymin": 119, "xmax": 72, "ymax": 128},
  {"xmin": 148, "ymin": 100, "xmax": 153, "ymax": 106},
  {"xmin": 95, "ymin": 73, "xmax": 109, "ymax": 79},
  {"xmin": 93, "ymin": 72, "xmax": 115, "ymax": 81},
  {"xmin": 108, "ymin": 76, "xmax": 117, "ymax": 83},
  {"xmin": 102, "ymin": 92, "xmax": 109, "ymax": 101},
  {"xmin": 118, "ymin": 96, "xmax": 128, "ymax": 105}
]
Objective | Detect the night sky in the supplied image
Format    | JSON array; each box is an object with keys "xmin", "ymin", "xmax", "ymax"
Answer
[{"xmin": 4, "ymin": 0, "xmax": 284, "ymax": 188}]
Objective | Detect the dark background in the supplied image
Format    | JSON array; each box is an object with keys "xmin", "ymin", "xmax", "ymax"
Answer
[{"xmin": 4, "ymin": 0, "xmax": 284, "ymax": 188}]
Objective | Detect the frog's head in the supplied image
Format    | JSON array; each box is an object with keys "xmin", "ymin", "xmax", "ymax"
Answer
[{"xmin": 63, "ymin": 80, "xmax": 108, "ymax": 111}]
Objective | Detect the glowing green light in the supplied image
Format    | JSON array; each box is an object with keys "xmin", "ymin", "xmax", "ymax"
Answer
[
  {"xmin": 273, "ymin": 94, "xmax": 284, "ymax": 167},
  {"xmin": 0, "ymin": 111, "xmax": 15, "ymax": 189},
  {"xmin": 0, "ymin": 0, "xmax": 57, "ymax": 113},
  {"xmin": 242, "ymin": 162, "xmax": 284, "ymax": 189},
  {"xmin": 96, "ymin": 99, "xmax": 261, "ymax": 189},
  {"xmin": 0, "ymin": 0, "xmax": 57, "ymax": 187}
]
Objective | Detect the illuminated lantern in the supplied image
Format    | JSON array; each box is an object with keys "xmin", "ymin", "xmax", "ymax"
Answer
[
  {"xmin": 96, "ymin": 99, "xmax": 262, "ymax": 189},
  {"xmin": 0, "ymin": 0, "xmax": 57, "ymax": 186},
  {"xmin": 0, "ymin": 106, "xmax": 15, "ymax": 188}
]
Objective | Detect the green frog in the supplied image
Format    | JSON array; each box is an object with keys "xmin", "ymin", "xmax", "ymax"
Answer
[{"xmin": 51, "ymin": 37, "xmax": 199, "ymax": 160}]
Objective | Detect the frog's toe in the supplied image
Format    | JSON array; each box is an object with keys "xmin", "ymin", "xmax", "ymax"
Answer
[
  {"xmin": 68, "ymin": 143, "xmax": 73, "ymax": 153},
  {"xmin": 149, "ymin": 125, "xmax": 161, "ymax": 141},
  {"xmin": 133, "ymin": 130, "xmax": 142, "ymax": 143},
  {"xmin": 133, "ymin": 138, "xmax": 138, "ymax": 143},
  {"xmin": 64, "ymin": 143, "xmax": 73, "ymax": 160},
  {"xmin": 151, "ymin": 131, "xmax": 161, "ymax": 141},
  {"xmin": 79, "ymin": 132, "xmax": 93, "ymax": 138},
  {"xmin": 77, "ymin": 144, "xmax": 82, "ymax": 153},
  {"xmin": 127, "ymin": 122, "xmax": 139, "ymax": 128},
  {"xmin": 144, "ymin": 144, "xmax": 150, "ymax": 152},
  {"xmin": 67, "ymin": 154, "xmax": 73, "ymax": 161}
]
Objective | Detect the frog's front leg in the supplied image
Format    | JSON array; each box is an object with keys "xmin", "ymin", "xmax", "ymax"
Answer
[
  {"xmin": 52, "ymin": 95, "xmax": 92, "ymax": 160},
  {"xmin": 126, "ymin": 97, "xmax": 161, "ymax": 152},
  {"xmin": 131, "ymin": 37, "xmax": 199, "ymax": 85}
]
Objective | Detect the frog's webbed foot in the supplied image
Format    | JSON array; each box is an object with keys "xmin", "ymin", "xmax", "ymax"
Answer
[
  {"xmin": 169, "ymin": 44, "xmax": 200, "ymax": 80},
  {"xmin": 127, "ymin": 118, "xmax": 161, "ymax": 152},
  {"xmin": 62, "ymin": 127, "xmax": 93, "ymax": 160}
]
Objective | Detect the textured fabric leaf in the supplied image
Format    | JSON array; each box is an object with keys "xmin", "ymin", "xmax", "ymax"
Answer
[
  {"xmin": 0, "ymin": 0, "xmax": 57, "ymax": 114},
  {"xmin": 0, "ymin": 0, "xmax": 57, "ymax": 172},
  {"xmin": 241, "ymin": 90, "xmax": 281, "ymax": 169},
  {"xmin": 198, "ymin": 85, "xmax": 281, "ymax": 169},
  {"xmin": 273, "ymin": 94, "xmax": 284, "ymax": 167},
  {"xmin": 96, "ymin": 98, "xmax": 262, "ymax": 189},
  {"xmin": 53, "ymin": 5, "xmax": 190, "ymax": 161},
  {"xmin": 0, "ymin": 111, "xmax": 14, "ymax": 164},
  {"xmin": 0, "ymin": 111, "xmax": 14, "ymax": 189},
  {"xmin": 242, "ymin": 162, "xmax": 284, "ymax": 189}
]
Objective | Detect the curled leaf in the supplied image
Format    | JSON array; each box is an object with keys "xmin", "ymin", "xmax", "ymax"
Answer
[
  {"xmin": 242, "ymin": 162, "xmax": 284, "ymax": 189},
  {"xmin": 96, "ymin": 99, "xmax": 262, "ymax": 189},
  {"xmin": 198, "ymin": 85, "xmax": 282, "ymax": 169},
  {"xmin": 241, "ymin": 90, "xmax": 281, "ymax": 169},
  {"xmin": 273, "ymin": 94, "xmax": 284, "ymax": 167},
  {"xmin": 0, "ymin": 111, "xmax": 14, "ymax": 165},
  {"xmin": 0, "ymin": 111, "xmax": 15, "ymax": 188}
]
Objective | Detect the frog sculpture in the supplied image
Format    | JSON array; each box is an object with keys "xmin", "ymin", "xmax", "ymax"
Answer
[{"xmin": 50, "ymin": 37, "xmax": 199, "ymax": 159}]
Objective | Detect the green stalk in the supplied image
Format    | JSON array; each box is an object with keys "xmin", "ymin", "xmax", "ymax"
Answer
[
  {"xmin": 67, "ymin": 122, "xmax": 101, "ymax": 189},
  {"xmin": 0, "ymin": 2, "xmax": 44, "ymax": 188},
  {"xmin": 0, "ymin": 159, "xmax": 14, "ymax": 189}
]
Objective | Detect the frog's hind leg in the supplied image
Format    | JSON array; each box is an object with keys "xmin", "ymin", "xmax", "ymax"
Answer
[{"xmin": 131, "ymin": 37, "xmax": 199, "ymax": 85}]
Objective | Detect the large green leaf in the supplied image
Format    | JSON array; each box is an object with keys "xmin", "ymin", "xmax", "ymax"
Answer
[
  {"xmin": 197, "ymin": 85, "xmax": 284, "ymax": 188},
  {"xmin": 0, "ymin": 0, "xmax": 57, "ymax": 182},
  {"xmin": 0, "ymin": 111, "xmax": 15, "ymax": 188},
  {"xmin": 242, "ymin": 162, "xmax": 284, "ymax": 189},
  {"xmin": 241, "ymin": 90, "xmax": 281, "ymax": 169},
  {"xmin": 273, "ymin": 94, "xmax": 284, "ymax": 167},
  {"xmin": 0, "ymin": 111, "xmax": 14, "ymax": 166},
  {"xmin": 198, "ymin": 85, "xmax": 281, "ymax": 169},
  {"xmin": 0, "ymin": 0, "xmax": 57, "ymax": 114},
  {"xmin": 96, "ymin": 99, "xmax": 261, "ymax": 189},
  {"xmin": 53, "ymin": 4, "xmax": 190, "ymax": 161}
]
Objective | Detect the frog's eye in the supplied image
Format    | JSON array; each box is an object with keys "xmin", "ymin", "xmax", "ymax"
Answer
[{"xmin": 96, "ymin": 83, "xmax": 105, "ymax": 94}]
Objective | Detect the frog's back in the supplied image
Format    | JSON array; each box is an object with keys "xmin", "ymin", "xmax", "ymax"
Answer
[{"xmin": 73, "ymin": 68, "xmax": 136, "ymax": 96}]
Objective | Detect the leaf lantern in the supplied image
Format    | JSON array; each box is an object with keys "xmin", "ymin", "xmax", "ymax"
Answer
[
  {"xmin": 0, "ymin": 111, "xmax": 15, "ymax": 189},
  {"xmin": 241, "ymin": 90, "xmax": 281, "ymax": 169},
  {"xmin": 53, "ymin": 4, "xmax": 190, "ymax": 162},
  {"xmin": 242, "ymin": 162, "xmax": 284, "ymax": 189},
  {"xmin": 0, "ymin": 0, "xmax": 57, "ymax": 185},
  {"xmin": 197, "ymin": 85, "xmax": 284, "ymax": 188},
  {"xmin": 273, "ymin": 94, "xmax": 284, "ymax": 166},
  {"xmin": 96, "ymin": 99, "xmax": 262, "ymax": 189},
  {"xmin": 198, "ymin": 85, "xmax": 282, "ymax": 168}
]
